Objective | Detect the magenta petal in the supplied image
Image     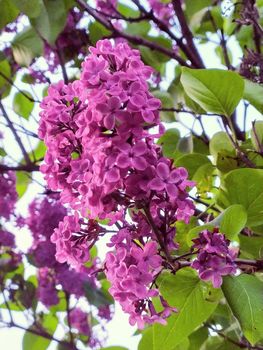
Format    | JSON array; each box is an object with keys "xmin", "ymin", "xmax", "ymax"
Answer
[
  {"xmin": 109, "ymin": 96, "xmax": 121, "ymax": 110},
  {"xmin": 132, "ymin": 156, "xmax": 147, "ymax": 170},
  {"xmin": 96, "ymin": 103, "xmax": 109, "ymax": 114},
  {"xmin": 166, "ymin": 183, "xmax": 179, "ymax": 198},
  {"xmin": 106, "ymin": 167, "xmax": 120, "ymax": 182},
  {"xmin": 169, "ymin": 169, "xmax": 181, "ymax": 183},
  {"xmin": 130, "ymin": 94, "xmax": 145, "ymax": 107},
  {"xmin": 149, "ymin": 178, "xmax": 165, "ymax": 191},
  {"xmin": 142, "ymin": 110, "xmax": 155, "ymax": 122},
  {"xmin": 104, "ymin": 114, "xmax": 115, "ymax": 129},
  {"xmin": 116, "ymin": 154, "xmax": 130, "ymax": 168},
  {"xmin": 156, "ymin": 162, "xmax": 170, "ymax": 180},
  {"xmin": 148, "ymin": 98, "xmax": 161, "ymax": 110},
  {"xmin": 133, "ymin": 142, "xmax": 147, "ymax": 156}
]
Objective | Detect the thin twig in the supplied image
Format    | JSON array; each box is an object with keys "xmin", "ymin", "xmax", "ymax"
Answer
[{"xmin": 0, "ymin": 101, "xmax": 31, "ymax": 165}]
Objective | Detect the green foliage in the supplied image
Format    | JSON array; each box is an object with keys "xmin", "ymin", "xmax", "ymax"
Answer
[
  {"xmin": 10, "ymin": 0, "xmax": 42, "ymax": 18},
  {"xmin": 89, "ymin": 21, "xmax": 111, "ymax": 44},
  {"xmin": 0, "ymin": 60, "xmax": 11, "ymax": 91},
  {"xmin": 30, "ymin": 0, "xmax": 67, "ymax": 44},
  {"xmin": 175, "ymin": 153, "xmax": 211, "ymax": 179},
  {"xmin": 157, "ymin": 128, "xmax": 181, "ymax": 158},
  {"xmin": 13, "ymin": 91, "xmax": 34, "ymax": 119},
  {"xmin": 84, "ymin": 279, "xmax": 113, "ymax": 307},
  {"xmin": 22, "ymin": 314, "xmax": 58, "ymax": 350},
  {"xmin": 181, "ymin": 68, "xmax": 244, "ymax": 116},
  {"xmin": 217, "ymin": 169, "xmax": 263, "ymax": 227},
  {"xmin": 0, "ymin": 0, "xmax": 19, "ymax": 29},
  {"xmin": 16, "ymin": 171, "xmax": 31, "ymax": 198},
  {"xmin": 222, "ymin": 275, "xmax": 263, "ymax": 345},
  {"xmin": 12, "ymin": 27, "xmax": 43, "ymax": 66},
  {"xmin": 244, "ymin": 80, "xmax": 263, "ymax": 114},
  {"xmin": 152, "ymin": 90, "xmax": 175, "ymax": 122},
  {"xmin": 151, "ymin": 269, "xmax": 221, "ymax": 350}
]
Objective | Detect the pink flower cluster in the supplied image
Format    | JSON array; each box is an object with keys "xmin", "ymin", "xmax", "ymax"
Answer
[
  {"xmin": 96, "ymin": 0, "xmax": 117, "ymax": 16},
  {"xmin": 69, "ymin": 308, "xmax": 91, "ymax": 336},
  {"xmin": 0, "ymin": 171, "xmax": 17, "ymax": 220},
  {"xmin": 148, "ymin": 0, "xmax": 175, "ymax": 26},
  {"xmin": 191, "ymin": 230, "xmax": 237, "ymax": 288},
  {"xmin": 106, "ymin": 234, "xmax": 176, "ymax": 328},
  {"xmin": 51, "ymin": 213, "xmax": 104, "ymax": 267},
  {"xmin": 39, "ymin": 39, "xmax": 194, "ymax": 222},
  {"xmin": 39, "ymin": 39, "xmax": 195, "ymax": 326}
]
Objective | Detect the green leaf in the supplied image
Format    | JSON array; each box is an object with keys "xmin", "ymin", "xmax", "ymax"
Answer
[
  {"xmin": 217, "ymin": 169, "xmax": 263, "ymax": 227},
  {"xmin": 10, "ymin": 0, "xmax": 42, "ymax": 18},
  {"xmin": 0, "ymin": 147, "xmax": 7, "ymax": 157},
  {"xmin": 181, "ymin": 68, "xmax": 244, "ymax": 116},
  {"xmin": 117, "ymin": 3, "xmax": 139, "ymax": 18},
  {"xmin": 29, "ymin": 141, "xmax": 46, "ymax": 162},
  {"xmin": 188, "ymin": 327, "xmax": 208, "ymax": 350},
  {"xmin": 175, "ymin": 153, "xmax": 211, "ymax": 179},
  {"xmin": 209, "ymin": 132, "xmax": 234, "ymax": 157},
  {"xmin": 152, "ymin": 269, "xmax": 221, "ymax": 350},
  {"xmin": 30, "ymin": 0, "xmax": 67, "ymax": 44},
  {"xmin": 157, "ymin": 129, "xmax": 180, "ymax": 158},
  {"xmin": 251, "ymin": 121, "xmax": 263, "ymax": 152},
  {"xmin": 138, "ymin": 327, "xmax": 153, "ymax": 350},
  {"xmin": 89, "ymin": 21, "xmax": 111, "ymax": 45},
  {"xmin": 16, "ymin": 171, "xmax": 31, "ymax": 198},
  {"xmin": 126, "ymin": 21, "xmax": 151, "ymax": 36},
  {"xmin": 177, "ymin": 135, "xmax": 193, "ymax": 154},
  {"xmin": 222, "ymin": 275, "xmax": 263, "ymax": 345},
  {"xmin": 23, "ymin": 314, "xmax": 58, "ymax": 350},
  {"xmin": 0, "ymin": 60, "xmax": 11, "ymax": 90},
  {"xmin": 244, "ymin": 80, "xmax": 263, "ymax": 114},
  {"xmin": 152, "ymin": 90, "xmax": 175, "ymax": 122},
  {"xmin": 12, "ymin": 26, "xmax": 43, "ymax": 66},
  {"xmin": 13, "ymin": 91, "xmax": 34, "ymax": 119},
  {"xmin": 213, "ymin": 205, "xmax": 247, "ymax": 240},
  {"xmin": 239, "ymin": 235, "xmax": 263, "ymax": 259},
  {"xmin": 84, "ymin": 280, "xmax": 113, "ymax": 307},
  {"xmin": 0, "ymin": 0, "xmax": 19, "ymax": 29}
]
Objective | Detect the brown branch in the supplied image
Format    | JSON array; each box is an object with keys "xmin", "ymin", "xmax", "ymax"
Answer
[
  {"xmin": 172, "ymin": 0, "xmax": 205, "ymax": 68},
  {"xmin": 0, "ymin": 320, "xmax": 76, "ymax": 349},
  {"xmin": 0, "ymin": 71, "xmax": 40, "ymax": 103},
  {"xmin": 0, "ymin": 101, "xmax": 31, "ymax": 165},
  {"xmin": 131, "ymin": 0, "xmax": 202, "ymax": 68},
  {"xmin": 75, "ymin": 0, "xmax": 191, "ymax": 67},
  {"xmin": 0, "ymin": 163, "xmax": 39, "ymax": 172}
]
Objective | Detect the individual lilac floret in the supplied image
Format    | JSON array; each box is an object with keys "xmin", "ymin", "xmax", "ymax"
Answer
[
  {"xmin": 0, "ymin": 171, "xmax": 17, "ymax": 220},
  {"xmin": 37, "ymin": 268, "xmax": 59, "ymax": 307},
  {"xmin": 148, "ymin": 0, "xmax": 175, "ymax": 26},
  {"xmin": 191, "ymin": 230, "xmax": 237, "ymax": 288},
  {"xmin": 69, "ymin": 308, "xmax": 91, "ymax": 336},
  {"xmin": 0, "ymin": 230, "xmax": 15, "ymax": 248}
]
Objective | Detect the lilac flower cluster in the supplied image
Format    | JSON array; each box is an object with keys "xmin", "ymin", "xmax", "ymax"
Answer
[
  {"xmin": 39, "ymin": 39, "xmax": 195, "ymax": 326},
  {"xmin": 148, "ymin": 0, "xmax": 175, "ymax": 26},
  {"xmin": 191, "ymin": 230, "xmax": 237, "ymax": 288},
  {"xmin": 106, "ymin": 235, "xmax": 176, "ymax": 328},
  {"xmin": 69, "ymin": 308, "xmax": 91, "ymax": 336},
  {"xmin": 51, "ymin": 213, "xmax": 104, "ymax": 267},
  {"xmin": 0, "ymin": 171, "xmax": 17, "ymax": 220},
  {"xmin": 39, "ymin": 39, "xmax": 194, "ymax": 223},
  {"xmin": 96, "ymin": 0, "xmax": 117, "ymax": 16}
]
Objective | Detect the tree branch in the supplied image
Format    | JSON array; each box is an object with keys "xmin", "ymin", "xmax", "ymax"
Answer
[
  {"xmin": 0, "ymin": 101, "xmax": 31, "ymax": 165},
  {"xmin": 75, "ymin": 0, "xmax": 191, "ymax": 67}
]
